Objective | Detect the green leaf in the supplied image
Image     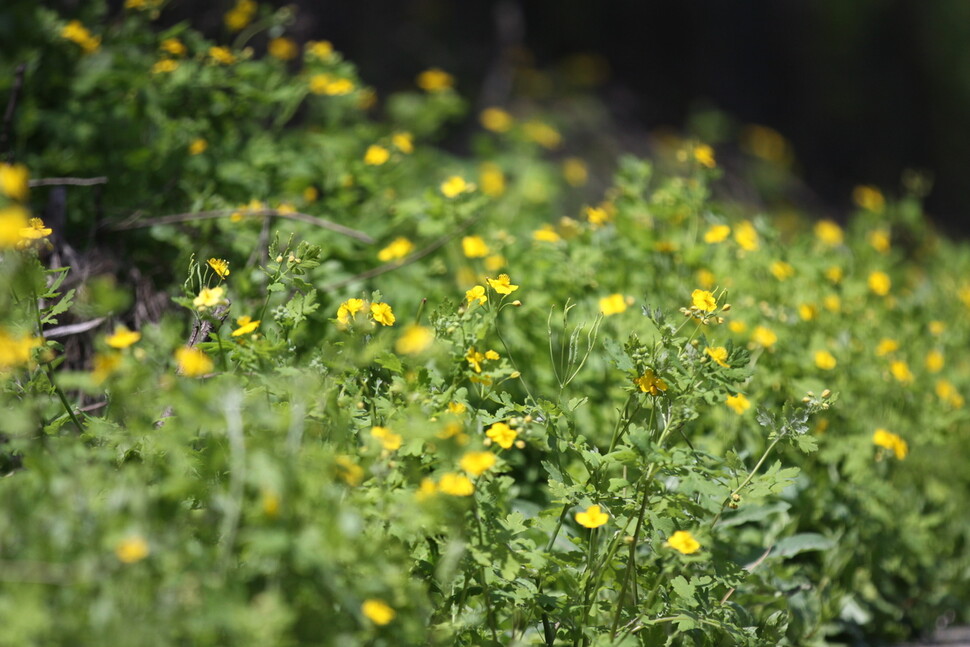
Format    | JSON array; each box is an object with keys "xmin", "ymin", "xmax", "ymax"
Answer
[{"xmin": 773, "ymin": 533, "xmax": 836, "ymax": 558}]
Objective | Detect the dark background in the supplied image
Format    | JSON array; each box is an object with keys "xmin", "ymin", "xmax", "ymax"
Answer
[{"xmin": 173, "ymin": 1, "xmax": 970, "ymax": 231}]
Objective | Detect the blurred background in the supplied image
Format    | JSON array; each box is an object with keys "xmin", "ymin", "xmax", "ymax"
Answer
[{"xmin": 129, "ymin": 0, "xmax": 970, "ymax": 233}]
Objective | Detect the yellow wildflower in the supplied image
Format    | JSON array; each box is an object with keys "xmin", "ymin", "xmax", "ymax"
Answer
[
  {"xmin": 460, "ymin": 451, "xmax": 497, "ymax": 476},
  {"xmin": 697, "ymin": 268, "xmax": 716, "ymax": 289},
  {"xmin": 814, "ymin": 350, "xmax": 837, "ymax": 370},
  {"xmin": 825, "ymin": 266, "xmax": 843, "ymax": 284},
  {"xmin": 231, "ymin": 316, "xmax": 260, "ymax": 337},
  {"xmin": 872, "ymin": 428, "xmax": 908, "ymax": 460},
  {"xmin": 440, "ymin": 175, "xmax": 470, "ymax": 198},
  {"xmin": 599, "ymin": 294, "xmax": 628, "ymax": 316},
  {"xmin": 19, "ymin": 217, "xmax": 52, "ymax": 241},
  {"xmin": 324, "ymin": 78, "xmax": 355, "ymax": 95},
  {"xmin": 868, "ymin": 271, "xmax": 891, "ymax": 296},
  {"xmin": 392, "ymin": 132, "xmax": 414, "ymax": 154},
  {"xmin": 562, "ymin": 157, "xmax": 589, "ymax": 186},
  {"xmin": 693, "ymin": 143, "xmax": 716, "ymax": 168},
  {"xmin": 336, "ymin": 298, "xmax": 365, "ymax": 325},
  {"xmin": 416, "ymin": 68, "xmax": 454, "ymax": 92},
  {"xmin": 0, "ymin": 329, "xmax": 42, "ymax": 370},
  {"xmin": 335, "ymin": 456, "xmax": 364, "ymax": 486},
  {"xmin": 395, "ymin": 325, "xmax": 434, "ymax": 355},
  {"xmin": 90, "ymin": 352, "xmax": 121, "ymax": 385},
  {"xmin": 61, "ymin": 20, "xmax": 101, "ymax": 53},
  {"xmin": 465, "ymin": 347, "xmax": 486, "ymax": 373},
  {"xmin": 875, "ymin": 338, "xmax": 899, "ymax": 356},
  {"xmin": 703, "ymin": 224, "xmax": 731, "ymax": 244},
  {"xmin": 928, "ymin": 320, "xmax": 945, "ymax": 336},
  {"xmin": 484, "ymin": 254, "xmax": 506, "ymax": 272},
  {"xmin": 480, "ymin": 107, "xmax": 514, "ymax": 133},
  {"xmin": 853, "ymin": 185, "xmax": 885, "ymax": 212},
  {"xmin": 889, "ymin": 360, "xmax": 914, "ymax": 384},
  {"xmin": 0, "ymin": 163, "xmax": 29, "ymax": 202},
  {"xmin": 377, "ymin": 237, "xmax": 413, "ymax": 262},
  {"xmin": 224, "ymin": 0, "xmax": 256, "ymax": 31},
  {"xmin": 533, "ymin": 224, "xmax": 561, "ymax": 243},
  {"xmin": 151, "ymin": 59, "xmax": 179, "ymax": 74},
  {"xmin": 268, "ymin": 37, "xmax": 298, "ymax": 61},
  {"xmin": 486, "ymin": 422, "xmax": 517, "ymax": 449},
  {"xmin": 726, "ymin": 393, "xmax": 750, "ymax": 414},
  {"xmin": 734, "ymin": 220, "xmax": 759, "ymax": 251},
  {"xmin": 823, "ymin": 294, "xmax": 841, "ymax": 312},
  {"xmin": 361, "ymin": 599, "xmax": 395, "ymax": 625},
  {"xmin": 770, "ymin": 260, "xmax": 795, "ymax": 281},
  {"xmin": 447, "ymin": 402, "xmax": 467, "ymax": 415},
  {"xmin": 207, "ymin": 257, "xmax": 230, "ymax": 279},
  {"xmin": 634, "ymin": 370, "xmax": 667, "ymax": 396},
  {"xmin": 188, "ymin": 138, "xmax": 208, "ymax": 155},
  {"xmin": 798, "ymin": 303, "xmax": 817, "ymax": 321},
  {"xmin": 868, "ymin": 228, "xmax": 891, "ymax": 253},
  {"xmin": 106, "ymin": 325, "xmax": 141, "ymax": 349},
  {"xmin": 209, "ymin": 46, "xmax": 237, "ymax": 65},
  {"xmin": 465, "ymin": 285, "xmax": 487, "ymax": 306},
  {"xmin": 160, "ymin": 38, "xmax": 186, "ymax": 57},
  {"xmin": 665, "ymin": 530, "xmax": 701, "ymax": 554},
  {"xmin": 575, "ymin": 505, "xmax": 609, "ymax": 529},
  {"xmin": 193, "ymin": 286, "xmax": 226, "ymax": 311},
  {"xmin": 585, "ymin": 205, "xmax": 611, "ymax": 227},
  {"xmin": 115, "ymin": 535, "xmax": 150, "ymax": 564},
  {"xmin": 752, "ymin": 325, "xmax": 777, "ymax": 348},
  {"xmin": 729, "ymin": 320, "xmax": 747, "ymax": 334},
  {"xmin": 462, "ymin": 235, "xmax": 489, "ymax": 258},
  {"xmin": 370, "ymin": 426, "xmax": 402, "ymax": 451},
  {"xmin": 438, "ymin": 472, "xmax": 474, "ymax": 496},
  {"xmin": 416, "ymin": 477, "xmax": 438, "ymax": 500},
  {"xmin": 925, "ymin": 350, "xmax": 944, "ymax": 373},
  {"xmin": 364, "ymin": 145, "xmax": 390, "ymax": 166},
  {"xmin": 691, "ymin": 289, "xmax": 717, "ymax": 312},
  {"xmin": 814, "ymin": 220, "xmax": 844, "ymax": 246},
  {"xmin": 522, "ymin": 121, "xmax": 562, "ymax": 149},
  {"xmin": 486, "ymin": 274, "xmax": 518, "ymax": 295},
  {"xmin": 479, "ymin": 162, "xmax": 505, "ymax": 197},
  {"xmin": 705, "ymin": 346, "xmax": 729, "ymax": 368},
  {"xmin": 176, "ymin": 346, "xmax": 213, "ymax": 377},
  {"xmin": 370, "ymin": 302, "xmax": 396, "ymax": 326},
  {"xmin": 306, "ymin": 40, "xmax": 334, "ymax": 60},
  {"xmin": 936, "ymin": 379, "xmax": 965, "ymax": 409},
  {"xmin": 261, "ymin": 490, "xmax": 280, "ymax": 518}
]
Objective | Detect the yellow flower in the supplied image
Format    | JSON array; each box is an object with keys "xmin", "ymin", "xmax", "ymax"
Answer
[
  {"xmin": 193, "ymin": 286, "xmax": 226, "ymax": 311},
  {"xmin": 0, "ymin": 163, "xmax": 29, "ymax": 202},
  {"xmin": 872, "ymin": 428, "xmax": 908, "ymax": 460},
  {"xmin": 0, "ymin": 328, "xmax": 42, "ymax": 370},
  {"xmin": 115, "ymin": 535, "xmax": 150, "ymax": 564},
  {"xmin": 391, "ymin": 132, "xmax": 413, "ymax": 154},
  {"xmin": 798, "ymin": 303, "xmax": 817, "ymax": 321},
  {"xmin": 562, "ymin": 157, "xmax": 589, "ymax": 187},
  {"xmin": 306, "ymin": 40, "xmax": 334, "ymax": 60},
  {"xmin": 416, "ymin": 477, "xmax": 438, "ymax": 500},
  {"xmin": 936, "ymin": 379, "xmax": 965, "ymax": 409},
  {"xmin": 522, "ymin": 121, "xmax": 562, "ymax": 149},
  {"xmin": 447, "ymin": 402, "xmax": 467, "ymax": 415},
  {"xmin": 395, "ymin": 325, "xmax": 434, "ymax": 355},
  {"xmin": 575, "ymin": 505, "xmax": 609, "ymax": 529},
  {"xmin": 364, "ymin": 145, "xmax": 390, "ymax": 166},
  {"xmin": 486, "ymin": 274, "xmax": 519, "ymax": 295},
  {"xmin": 209, "ymin": 46, "xmax": 237, "ymax": 65},
  {"xmin": 726, "ymin": 393, "xmax": 750, "ymax": 414},
  {"xmin": 151, "ymin": 59, "xmax": 179, "ymax": 74},
  {"xmin": 377, "ymin": 237, "xmax": 413, "ymax": 262},
  {"xmin": 371, "ymin": 426, "xmax": 402, "ymax": 451},
  {"xmin": 188, "ymin": 138, "xmax": 208, "ymax": 155},
  {"xmin": 823, "ymin": 294, "xmax": 841, "ymax": 312},
  {"xmin": 336, "ymin": 298, "xmax": 365, "ymax": 325},
  {"xmin": 416, "ymin": 68, "xmax": 454, "ymax": 92},
  {"xmin": 693, "ymin": 144, "xmax": 716, "ymax": 168},
  {"xmin": 665, "ymin": 530, "xmax": 701, "ymax": 554},
  {"xmin": 691, "ymin": 289, "xmax": 717, "ymax": 312},
  {"xmin": 734, "ymin": 220, "xmax": 759, "ymax": 251},
  {"xmin": 751, "ymin": 325, "xmax": 777, "ymax": 348},
  {"xmin": 260, "ymin": 490, "xmax": 280, "ymax": 518},
  {"xmin": 324, "ymin": 78, "xmax": 355, "ymax": 95},
  {"xmin": 925, "ymin": 350, "xmax": 944, "ymax": 373},
  {"xmin": 533, "ymin": 224, "xmax": 561, "ymax": 243},
  {"xmin": 465, "ymin": 285, "xmax": 487, "ymax": 306},
  {"xmin": 814, "ymin": 350, "xmax": 837, "ymax": 370},
  {"xmin": 868, "ymin": 271, "xmax": 891, "ymax": 296},
  {"xmin": 361, "ymin": 599, "xmax": 395, "ymax": 625},
  {"xmin": 728, "ymin": 320, "xmax": 747, "ymax": 334},
  {"xmin": 486, "ymin": 422, "xmax": 517, "ymax": 449},
  {"xmin": 61, "ymin": 20, "xmax": 101, "ymax": 53},
  {"xmin": 460, "ymin": 451, "xmax": 497, "ymax": 476},
  {"xmin": 584, "ymin": 204, "xmax": 612, "ymax": 227},
  {"xmin": 160, "ymin": 38, "xmax": 186, "ymax": 57},
  {"xmin": 703, "ymin": 224, "xmax": 731, "ymax": 244},
  {"xmin": 335, "ymin": 456, "xmax": 364, "ymax": 486},
  {"xmin": 697, "ymin": 268, "xmax": 716, "ymax": 289},
  {"xmin": 484, "ymin": 254, "xmax": 506, "ymax": 272},
  {"xmin": 480, "ymin": 107, "xmax": 514, "ymax": 133},
  {"xmin": 853, "ymin": 185, "xmax": 885, "ymax": 212},
  {"xmin": 268, "ymin": 37, "xmax": 298, "ymax": 61},
  {"xmin": 371, "ymin": 302, "xmax": 396, "ymax": 326},
  {"xmin": 461, "ymin": 235, "xmax": 489, "ymax": 258},
  {"xmin": 440, "ymin": 175, "xmax": 470, "ymax": 198},
  {"xmin": 599, "ymin": 294, "xmax": 628, "ymax": 316},
  {"xmin": 478, "ymin": 162, "xmax": 505, "ymax": 197},
  {"xmin": 438, "ymin": 472, "xmax": 474, "ymax": 496},
  {"xmin": 90, "ymin": 352, "xmax": 121, "ymax": 385},
  {"xmin": 231, "ymin": 316, "xmax": 260, "ymax": 337},
  {"xmin": 770, "ymin": 260, "xmax": 795, "ymax": 281},
  {"xmin": 207, "ymin": 257, "xmax": 230, "ymax": 279},
  {"xmin": 465, "ymin": 347, "xmax": 486, "ymax": 373},
  {"xmin": 224, "ymin": 0, "xmax": 256, "ymax": 31},
  {"xmin": 634, "ymin": 370, "xmax": 667, "ymax": 396},
  {"xmin": 867, "ymin": 229, "xmax": 891, "ymax": 253},
  {"xmin": 814, "ymin": 220, "xmax": 843, "ymax": 246},
  {"xmin": 824, "ymin": 266, "xmax": 843, "ymax": 284},
  {"xmin": 875, "ymin": 338, "xmax": 898, "ymax": 356},
  {"xmin": 889, "ymin": 360, "xmax": 914, "ymax": 384},
  {"xmin": 19, "ymin": 217, "xmax": 52, "ymax": 241},
  {"xmin": 176, "ymin": 346, "xmax": 213, "ymax": 377},
  {"xmin": 705, "ymin": 346, "xmax": 729, "ymax": 368},
  {"xmin": 928, "ymin": 320, "xmax": 945, "ymax": 336},
  {"xmin": 106, "ymin": 325, "xmax": 141, "ymax": 349}
]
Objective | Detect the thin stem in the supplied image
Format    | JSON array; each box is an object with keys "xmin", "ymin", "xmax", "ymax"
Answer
[{"xmin": 711, "ymin": 432, "xmax": 786, "ymax": 528}]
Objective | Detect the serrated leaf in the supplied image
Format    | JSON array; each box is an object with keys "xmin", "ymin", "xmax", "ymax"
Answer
[{"xmin": 670, "ymin": 575, "xmax": 696, "ymax": 604}]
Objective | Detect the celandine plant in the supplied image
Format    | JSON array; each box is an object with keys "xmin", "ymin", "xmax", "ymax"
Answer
[{"xmin": 1, "ymin": 1, "xmax": 969, "ymax": 645}]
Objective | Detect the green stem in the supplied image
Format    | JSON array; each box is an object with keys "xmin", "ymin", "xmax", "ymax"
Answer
[
  {"xmin": 472, "ymin": 499, "xmax": 499, "ymax": 644},
  {"xmin": 45, "ymin": 365, "xmax": 84, "ymax": 433},
  {"xmin": 711, "ymin": 432, "xmax": 786, "ymax": 528}
]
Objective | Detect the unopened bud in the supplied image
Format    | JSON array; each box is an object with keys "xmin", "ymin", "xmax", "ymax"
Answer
[
  {"xmin": 288, "ymin": 254, "xmax": 296, "ymax": 263},
  {"xmin": 514, "ymin": 440, "xmax": 526, "ymax": 449},
  {"xmin": 721, "ymin": 303, "xmax": 732, "ymax": 312},
  {"xmin": 483, "ymin": 437, "xmax": 493, "ymax": 446},
  {"xmin": 821, "ymin": 389, "xmax": 832, "ymax": 399},
  {"xmin": 802, "ymin": 396, "xmax": 811, "ymax": 403},
  {"xmin": 276, "ymin": 255, "xmax": 284, "ymax": 263},
  {"xmin": 731, "ymin": 493, "xmax": 741, "ymax": 502},
  {"xmin": 356, "ymin": 401, "xmax": 364, "ymax": 409},
  {"xmin": 524, "ymin": 415, "xmax": 533, "ymax": 423},
  {"xmin": 294, "ymin": 258, "xmax": 302, "ymax": 264},
  {"xmin": 512, "ymin": 300, "xmax": 522, "ymax": 307},
  {"xmin": 510, "ymin": 371, "xmax": 521, "ymax": 379}
]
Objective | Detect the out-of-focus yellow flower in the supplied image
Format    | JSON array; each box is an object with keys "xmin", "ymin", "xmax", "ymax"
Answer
[
  {"xmin": 480, "ymin": 107, "xmax": 514, "ymax": 132},
  {"xmin": 868, "ymin": 229, "xmax": 891, "ymax": 253},
  {"xmin": 336, "ymin": 456, "xmax": 364, "ymax": 486},
  {"xmin": 726, "ymin": 393, "xmax": 750, "ymax": 414},
  {"xmin": 814, "ymin": 350, "xmax": 837, "ymax": 370},
  {"xmin": 585, "ymin": 205, "xmax": 611, "ymax": 227},
  {"xmin": 377, "ymin": 237, "xmax": 413, "ymax": 262},
  {"xmin": 562, "ymin": 157, "xmax": 589, "ymax": 186},
  {"xmin": 752, "ymin": 325, "xmax": 777, "ymax": 348},
  {"xmin": 770, "ymin": 260, "xmax": 795, "ymax": 281},
  {"xmin": 734, "ymin": 220, "xmax": 759, "ymax": 251},
  {"xmin": 478, "ymin": 162, "xmax": 505, "ymax": 197},
  {"xmin": 416, "ymin": 68, "xmax": 454, "ymax": 92},
  {"xmin": 361, "ymin": 599, "xmax": 395, "ymax": 625},
  {"xmin": 0, "ymin": 207, "xmax": 29, "ymax": 248},
  {"xmin": 193, "ymin": 286, "xmax": 226, "ymax": 311},
  {"xmin": 268, "ymin": 37, "xmax": 298, "ymax": 61},
  {"xmin": 741, "ymin": 124, "xmax": 789, "ymax": 163},
  {"xmin": 224, "ymin": 0, "xmax": 257, "ymax": 31},
  {"xmin": 575, "ymin": 505, "xmax": 609, "ymax": 529},
  {"xmin": 798, "ymin": 303, "xmax": 817, "ymax": 321},
  {"xmin": 814, "ymin": 220, "xmax": 843, "ymax": 246},
  {"xmin": 106, "ymin": 325, "xmax": 141, "ymax": 349},
  {"xmin": 599, "ymin": 294, "xmax": 628, "ymax": 316},
  {"xmin": 438, "ymin": 472, "xmax": 474, "ymax": 496},
  {"xmin": 364, "ymin": 145, "xmax": 390, "ymax": 166},
  {"xmin": 853, "ymin": 185, "xmax": 885, "ymax": 212},
  {"xmin": 875, "ymin": 338, "xmax": 899, "ymax": 356},
  {"xmin": 462, "ymin": 235, "xmax": 489, "ymax": 258},
  {"xmin": 665, "ymin": 530, "xmax": 700, "ymax": 554},
  {"xmin": 370, "ymin": 426, "xmax": 402, "ymax": 451},
  {"xmin": 232, "ymin": 316, "xmax": 260, "ymax": 337},
  {"xmin": 825, "ymin": 266, "xmax": 843, "ymax": 284},
  {"xmin": 391, "ymin": 132, "xmax": 413, "ymax": 154},
  {"xmin": 0, "ymin": 328, "xmax": 42, "ymax": 370},
  {"xmin": 0, "ymin": 163, "xmax": 29, "ymax": 202},
  {"xmin": 460, "ymin": 451, "xmax": 496, "ymax": 476},
  {"xmin": 151, "ymin": 59, "xmax": 179, "ymax": 74},
  {"xmin": 115, "ymin": 535, "xmax": 150, "ymax": 563},
  {"xmin": 925, "ymin": 350, "xmax": 944, "ymax": 373},
  {"xmin": 188, "ymin": 138, "xmax": 208, "ymax": 155},
  {"xmin": 889, "ymin": 360, "xmax": 914, "ymax": 384},
  {"xmin": 395, "ymin": 325, "xmax": 434, "ymax": 355},
  {"xmin": 306, "ymin": 40, "xmax": 334, "ymax": 60},
  {"xmin": 522, "ymin": 121, "xmax": 561, "ymax": 149},
  {"xmin": 868, "ymin": 271, "xmax": 891, "ymax": 296},
  {"xmin": 176, "ymin": 346, "xmax": 213, "ymax": 377},
  {"xmin": 440, "ymin": 175, "xmax": 470, "ymax": 198},
  {"xmin": 209, "ymin": 46, "xmax": 237, "ymax": 65},
  {"xmin": 873, "ymin": 428, "xmax": 907, "ymax": 460},
  {"xmin": 693, "ymin": 143, "xmax": 716, "ymax": 168},
  {"xmin": 703, "ymin": 224, "xmax": 730, "ymax": 244},
  {"xmin": 533, "ymin": 224, "xmax": 561, "ymax": 243},
  {"xmin": 160, "ymin": 38, "xmax": 186, "ymax": 57},
  {"xmin": 61, "ymin": 20, "xmax": 101, "ymax": 53},
  {"xmin": 936, "ymin": 379, "xmax": 965, "ymax": 409}
]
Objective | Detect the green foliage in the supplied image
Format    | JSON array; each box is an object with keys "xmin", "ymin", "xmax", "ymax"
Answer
[{"xmin": 2, "ymin": 2, "xmax": 969, "ymax": 646}]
